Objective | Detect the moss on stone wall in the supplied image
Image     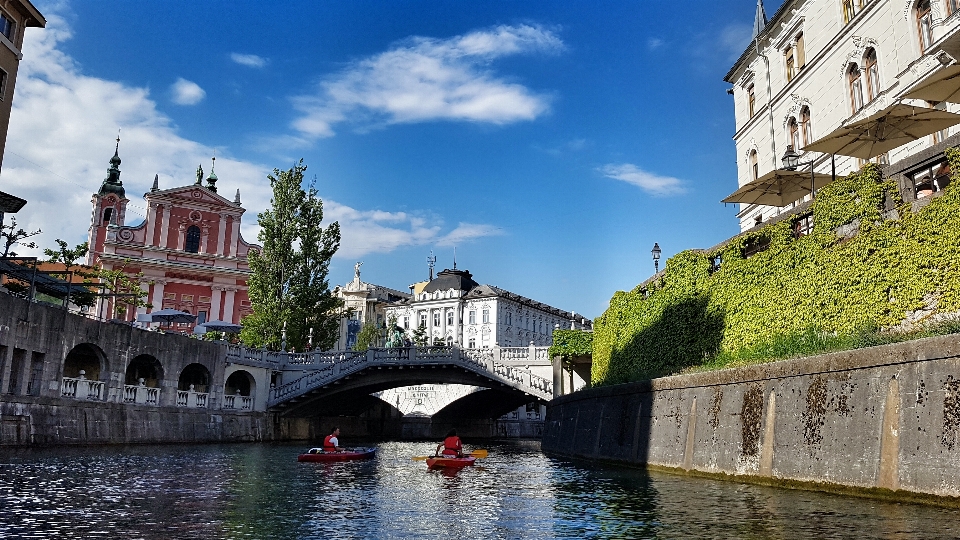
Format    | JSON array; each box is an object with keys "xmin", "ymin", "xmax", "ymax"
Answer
[{"xmin": 593, "ymin": 153, "xmax": 960, "ymax": 386}]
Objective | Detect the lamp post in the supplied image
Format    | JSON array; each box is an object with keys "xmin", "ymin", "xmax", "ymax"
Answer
[
  {"xmin": 651, "ymin": 243, "xmax": 661, "ymax": 274},
  {"xmin": 780, "ymin": 145, "xmax": 817, "ymax": 201}
]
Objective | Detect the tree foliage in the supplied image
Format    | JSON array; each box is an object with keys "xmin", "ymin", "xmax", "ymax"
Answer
[
  {"xmin": 1, "ymin": 216, "xmax": 41, "ymax": 257},
  {"xmin": 549, "ymin": 329, "xmax": 593, "ymax": 359},
  {"xmin": 43, "ymin": 239, "xmax": 89, "ymax": 266},
  {"xmin": 412, "ymin": 323, "xmax": 429, "ymax": 347},
  {"xmin": 353, "ymin": 323, "xmax": 382, "ymax": 351},
  {"xmin": 593, "ymin": 159, "xmax": 960, "ymax": 386},
  {"xmin": 241, "ymin": 161, "xmax": 342, "ymax": 350}
]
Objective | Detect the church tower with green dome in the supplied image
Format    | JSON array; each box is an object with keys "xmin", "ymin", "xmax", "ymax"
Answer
[{"xmin": 86, "ymin": 139, "xmax": 130, "ymax": 265}]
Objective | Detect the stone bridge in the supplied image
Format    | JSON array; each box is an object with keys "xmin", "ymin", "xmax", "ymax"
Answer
[{"xmin": 226, "ymin": 345, "xmax": 554, "ymax": 418}]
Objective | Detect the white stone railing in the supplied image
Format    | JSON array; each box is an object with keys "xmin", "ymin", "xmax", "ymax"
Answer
[
  {"xmin": 222, "ymin": 394, "xmax": 253, "ymax": 410},
  {"xmin": 122, "ymin": 382, "xmax": 161, "ymax": 405},
  {"xmin": 176, "ymin": 386, "xmax": 209, "ymax": 408},
  {"xmin": 268, "ymin": 346, "xmax": 552, "ymax": 408},
  {"xmin": 499, "ymin": 347, "xmax": 530, "ymax": 361},
  {"xmin": 60, "ymin": 373, "xmax": 104, "ymax": 401}
]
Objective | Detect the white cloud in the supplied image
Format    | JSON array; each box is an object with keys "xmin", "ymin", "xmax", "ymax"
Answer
[
  {"xmin": 719, "ymin": 23, "xmax": 752, "ymax": 61},
  {"xmin": 647, "ymin": 37, "xmax": 664, "ymax": 50},
  {"xmin": 170, "ymin": 77, "xmax": 205, "ymax": 105},
  {"xmin": 230, "ymin": 53, "xmax": 268, "ymax": 68},
  {"xmin": 599, "ymin": 163, "xmax": 686, "ymax": 196},
  {"xmin": 1, "ymin": 14, "xmax": 501, "ymax": 259},
  {"xmin": 292, "ymin": 24, "xmax": 562, "ymax": 138}
]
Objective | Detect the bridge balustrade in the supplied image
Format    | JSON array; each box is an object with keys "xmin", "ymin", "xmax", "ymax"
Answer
[
  {"xmin": 176, "ymin": 386, "xmax": 209, "ymax": 408},
  {"xmin": 122, "ymin": 383, "xmax": 161, "ymax": 405},
  {"xmin": 222, "ymin": 394, "xmax": 253, "ymax": 410},
  {"xmin": 60, "ymin": 373, "xmax": 105, "ymax": 401}
]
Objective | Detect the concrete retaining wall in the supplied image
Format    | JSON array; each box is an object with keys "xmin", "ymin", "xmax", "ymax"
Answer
[{"xmin": 543, "ymin": 334, "xmax": 960, "ymax": 502}]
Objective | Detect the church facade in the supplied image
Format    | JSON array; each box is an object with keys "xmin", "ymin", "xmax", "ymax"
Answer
[{"xmin": 87, "ymin": 146, "xmax": 260, "ymax": 329}]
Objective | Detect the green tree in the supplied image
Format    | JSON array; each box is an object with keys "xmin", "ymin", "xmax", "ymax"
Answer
[
  {"xmin": 242, "ymin": 161, "xmax": 342, "ymax": 350},
  {"xmin": 93, "ymin": 259, "xmax": 152, "ymax": 319},
  {"xmin": 1, "ymin": 216, "xmax": 41, "ymax": 257},
  {"xmin": 43, "ymin": 239, "xmax": 88, "ymax": 266},
  {"xmin": 353, "ymin": 323, "xmax": 382, "ymax": 351},
  {"xmin": 412, "ymin": 322, "xmax": 429, "ymax": 347}
]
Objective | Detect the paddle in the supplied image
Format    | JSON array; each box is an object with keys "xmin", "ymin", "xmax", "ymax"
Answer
[{"xmin": 412, "ymin": 449, "xmax": 488, "ymax": 461}]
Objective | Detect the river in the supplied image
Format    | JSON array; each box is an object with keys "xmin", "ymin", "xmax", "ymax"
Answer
[{"xmin": 0, "ymin": 441, "xmax": 957, "ymax": 539}]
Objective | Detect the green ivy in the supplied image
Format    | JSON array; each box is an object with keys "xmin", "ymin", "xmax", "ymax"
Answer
[
  {"xmin": 549, "ymin": 329, "xmax": 593, "ymax": 359},
  {"xmin": 593, "ymin": 157, "xmax": 960, "ymax": 386}
]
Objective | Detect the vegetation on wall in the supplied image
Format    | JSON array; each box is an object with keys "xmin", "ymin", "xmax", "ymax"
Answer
[
  {"xmin": 549, "ymin": 329, "xmax": 593, "ymax": 359},
  {"xmin": 593, "ymin": 154, "xmax": 960, "ymax": 386}
]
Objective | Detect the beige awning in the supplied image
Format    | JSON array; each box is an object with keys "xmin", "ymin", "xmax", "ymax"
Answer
[
  {"xmin": 803, "ymin": 103, "xmax": 960, "ymax": 159},
  {"xmin": 722, "ymin": 169, "xmax": 833, "ymax": 207},
  {"xmin": 902, "ymin": 65, "xmax": 960, "ymax": 103}
]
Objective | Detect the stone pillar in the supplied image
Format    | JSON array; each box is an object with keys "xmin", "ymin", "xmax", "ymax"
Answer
[
  {"xmin": 177, "ymin": 223, "xmax": 187, "ymax": 251},
  {"xmin": 136, "ymin": 282, "xmax": 150, "ymax": 322},
  {"xmin": 210, "ymin": 286, "xmax": 223, "ymax": 321},
  {"xmin": 0, "ymin": 344, "xmax": 14, "ymax": 396},
  {"xmin": 150, "ymin": 280, "xmax": 166, "ymax": 324},
  {"xmin": 145, "ymin": 202, "xmax": 159, "ymax": 247},
  {"xmin": 158, "ymin": 206, "xmax": 171, "ymax": 249},
  {"xmin": 230, "ymin": 217, "xmax": 241, "ymax": 256},
  {"xmin": 223, "ymin": 288, "xmax": 237, "ymax": 324},
  {"xmin": 552, "ymin": 356, "xmax": 563, "ymax": 398},
  {"xmin": 216, "ymin": 214, "xmax": 228, "ymax": 256},
  {"xmin": 200, "ymin": 224, "xmax": 211, "ymax": 254}
]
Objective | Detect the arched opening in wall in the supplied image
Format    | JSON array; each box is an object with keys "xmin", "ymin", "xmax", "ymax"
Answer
[
  {"xmin": 224, "ymin": 370, "xmax": 255, "ymax": 397},
  {"xmin": 185, "ymin": 225, "xmax": 201, "ymax": 253},
  {"xmin": 917, "ymin": 0, "xmax": 933, "ymax": 54},
  {"xmin": 864, "ymin": 48, "xmax": 880, "ymax": 102},
  {"xmin": 749, "ymin": 150, "xmax": 758, "ymax": 182},
  {"xmin": 63, "ymin": 343, "xmax": 106, "ymax": 380},
  {"xmin": 848, "ymin": 63, "xmax": 864, "ymax": 113},
  {"xmin": 800, "ymin": 106, "xmax": 812, "ymax": 147},
  {"xmin": 178, "ymin": 363, "xmax": 211, "ymax": 393},
  {"xmin": 787, "ymin": 117, "xmax": 800, "ymax": 151},
  {"xmin": 125, "ymin": 354, "xmax": 163, "ymax": 387},
  {"xmin": 102, "ymin": 207, "xmax": 113, "ymax": 225}
]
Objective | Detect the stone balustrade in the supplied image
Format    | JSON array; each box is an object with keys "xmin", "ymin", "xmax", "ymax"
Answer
[
  {"xmin": 222, "ymin": 393, "xmax": 253, "ymax": 410},
  {"xmin": 60, "ymin": 371, "xmax": 105, "ymax": 401},
  {"xmin": 122, "ymin": 382, "xmax": 161, "ymax": 405},
  {"xmin": 176, "ymin": 386, "xmax": 209, "ymax": 408}
]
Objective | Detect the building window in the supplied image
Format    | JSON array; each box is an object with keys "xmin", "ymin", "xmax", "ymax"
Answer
[
  {"xmin": 949, "ymin": 0, "xmax": 960, "ymax": 16},
  {"xmin": 793, "ymin": 214, "xmax": 814, "ymax": 238},
  {"xmin": 800, "ymin": 107, "xmax": 812, "ymax": 147},
  {"xmin": 102, "ymin": 207, "xmax": 113, "ymax": 225},
  {"xmin": 0, "ymin": 11, "xmax": 15, "ymax": 41},
  {"xmin": 163, "ymin": 292, "xmax": 176, "ymax": 300},
  {"xmin": 433, "ymin": 311, "xmax": 440, "ymax": 327},
  {"xmin": 864, "ymin": 48, "xmax": 880, "ymax": 102},
  {"xmin": 469, "ymin": 310, "xmax": 476, "ymax": 324},
  {"xmin": 403, "ymin": 316, "xmax": 409, "ymax": 329},
  {"xmin": 796, "ymin": 33, "xmax": 805, "ymax": 69},
  {"xmin": 482, "ymin": 309, "xmax": 490, "ymax": 324},
  {"xmin": 917, "ymin": 0, "xmax": 933, "ymax": 54},
  {"xmin": 0, "ymin": 69, "xmax": 7, "ymax": 102},
  {"xmin": 446, "ymin": 311, "xmax": 454, "ymax": 326},
  {"xmin": 468, "ymin": 338, "xmax": 476, "ymax": 348},
  {"xmin": 912, "ymin": 161, "xmax": 952, "ymax": 198},
  {"xmin": 506, "ymin": 312, "xmax": 512, "ymax": 326},
  {"xmin": 747, "ymin": 84, "xmax": 755, "ymax": 118},
  {"xmin": 785, "ymin": 47, "xmax": 796, "ymax": 82},
  {"xmin": 419, "ymin": 311, "xmax": 427, "ymax": 328},
  {"xmin": 198, "ymin": 311, "xmax": 207, "ymax": 325},
  {"xmin": 848, "ymin": 64, "xmax": 864, "ymax": 113},
  {"xmin": 185, "ymin": 225, "xmax": 201, "ymax": 253},
  {"xmin": 749, "ymin": 150, "xmax": 759, "ymax": 182},
  {"xmin": 788, "ymin": 117, "xmax": 800, "ymax": 151},
  {"xmin": 181, "ymin": 294, "xmax": 193, "ymax": 302},
  {"xmin": 843, "ymin": 0, "xmax": 864, "ymax": 24},
  {"xmin": 198, "ymin": 296, "xmax": 211, "ymax": 304}
]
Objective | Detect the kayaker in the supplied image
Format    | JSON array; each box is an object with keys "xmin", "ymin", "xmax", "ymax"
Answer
[
  {"xmin": 323, "ymin": 427, "xmax": 342, "ymax": 452},
  {"xmin": 436, "ymin": 429, "xmax": 464, "ymax": 457}
]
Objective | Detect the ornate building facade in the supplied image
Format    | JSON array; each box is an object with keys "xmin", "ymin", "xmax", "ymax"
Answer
[
  {"xmin": 726, "ymin": 0, "xmax": 960, "ymax": 231},
  {"xmin": 385, "ymin": 267, "xmax": 591, "ymax": 348},
  {"xmin": 87, "ymin": 147, "xmax": 260, "ymax": 329},
  {"xmin": 334, "ymin": 262, "xmax": 411, "ymax": 350}
]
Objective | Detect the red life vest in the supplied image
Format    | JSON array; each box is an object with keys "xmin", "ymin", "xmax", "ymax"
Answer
[
  {"xmin": 442, "ymin": 435, "xmax": 462, "ymax": 456},
  {"xmin": 323, "ymin": 434, "xmax": 338, "ymax": 451}
]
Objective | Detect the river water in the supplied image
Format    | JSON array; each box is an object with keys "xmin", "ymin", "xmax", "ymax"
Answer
[{"xmin": 0, "ymin": 441, "xmax": 957, "ymax": 539}]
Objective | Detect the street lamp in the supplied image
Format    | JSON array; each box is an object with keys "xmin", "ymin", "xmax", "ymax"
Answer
[
  {"xmin": 781, "ymin": 145, "xmax": 816, "ymax": 200},
  {"xmin": 651, "ymin": 243, "xmax": 661, "ymax": 274}
]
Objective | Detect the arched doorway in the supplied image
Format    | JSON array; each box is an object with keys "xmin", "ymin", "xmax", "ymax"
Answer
[
  {"xmin": 125, "ymin": 355, "xmax": 163, "ymax": 387},
  {"xmin": 224, "ymin": 370, "xmax": 256, "ymax": 410},
  {"xmin": 63, "ymin": 344, "xmax": 105, "ymax": 380},
  {"xmin": 178, "ymin": 363, "xmax": 211, "ymax": 393}
]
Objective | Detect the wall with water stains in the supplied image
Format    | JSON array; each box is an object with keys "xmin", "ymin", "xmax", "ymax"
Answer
[{"xmin": 543, "ymin": 334, "xmax": 960, "ymax": 500}]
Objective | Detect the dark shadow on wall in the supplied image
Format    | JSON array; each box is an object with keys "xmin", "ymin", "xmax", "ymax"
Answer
[{"xmin": 606, "ymin": 294, "xmax": 725, "ymax": 384}]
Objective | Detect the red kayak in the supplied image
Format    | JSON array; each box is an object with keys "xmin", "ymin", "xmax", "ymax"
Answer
[
  {"xmin": 297, "ymin": 448, "xmax": 376, "ymax": 462},
  {"xmin": 426, "ymin": 455, "xmax": 476, "ymax": 469}
]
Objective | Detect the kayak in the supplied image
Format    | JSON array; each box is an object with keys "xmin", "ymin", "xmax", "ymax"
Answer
[
  {"xmin": 426, "ymin": 456, "xmax": 476, "ymax": 469},
  {"xmin": 297, "ymin": 448, "xmax": 376, "ymax": 462}
]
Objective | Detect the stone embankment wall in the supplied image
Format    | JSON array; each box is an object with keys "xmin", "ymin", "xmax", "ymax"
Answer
[{"xmin": 543, "ymin": 334, "xmax": 960, "ymax": 503}]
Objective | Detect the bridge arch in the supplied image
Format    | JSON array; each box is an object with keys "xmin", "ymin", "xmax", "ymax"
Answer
[
  {"xmin": 63, "ymin": 343, "xmax": 107, "ymax": 381},
  {"xmin": 432, "ymin": 388, "xmax": 544, "ymax": 420},
  {"xmin": 125, "ymin": 354, "xmax": 163, "ymax": 387},
  {"xmin": 225, "ymin": 369, "xmax": 255, "ymax": 397}
]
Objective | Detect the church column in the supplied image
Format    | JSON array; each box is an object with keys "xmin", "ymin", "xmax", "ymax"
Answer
[
  {"xmin": 158, "ymin": 206, "xmax": 171, "ymax": 249},
  {"xmin": 177, "ymin": 223, "xmax": 187, "ymax": 251},
  {"xmin": 222, "ymin": 288, "xmax": 237, "ymax": 324},
  {"xmin": 150, "ymin": 280, "xmax": 166, "ymax": 326},
  {"xmin": 216, "ymin": 214, "xmax": 227, "ymax": 256},
  {"xmin": 200, "ymin": 224, "xmax": 211, "ymax": 254},
  {"xmin": 230, "ymin": 217, "xmax": 241, "ymax": 257},
  {"xmin": 145, "ymin": 202, "xmax": 159, "ymax": 247},
  {"xmin": 136, "ymin": 282, "xmax": 151, "ymax": 324},
  {"xmin": 210, "ymin": 286, "xmax": 223, "ymax": 321}
]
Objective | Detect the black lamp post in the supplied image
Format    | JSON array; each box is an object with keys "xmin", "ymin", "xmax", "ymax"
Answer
[
  {"xmin": 780, "ymin": 145, "xmax": 816, "ymax": 200},
  {"xmin": 651, "ymin": 243, "xmax": 661, "ymax": 274}
]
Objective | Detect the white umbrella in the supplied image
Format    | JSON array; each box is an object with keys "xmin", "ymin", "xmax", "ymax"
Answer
[
  {"xmin": 149, "ymin": 308, "xmax": 197, "ymax": 324},
  {"xmin": 902, "ymin": 65, "xmax": 960, "ymax": 104},
  {"xmin": 196, "ymin": 320, "xmax": 243, "ymax": 333},
  {"xmin": 722, "ymin": 169, "xmax": 833, "ymax": 207}
]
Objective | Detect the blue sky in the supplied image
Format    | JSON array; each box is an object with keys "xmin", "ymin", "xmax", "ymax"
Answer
[{"xmin": 2, "ymin": 1, "xmax": 768, "ymax": 318}]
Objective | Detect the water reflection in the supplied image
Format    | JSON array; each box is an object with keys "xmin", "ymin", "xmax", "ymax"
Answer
[{"xmin": 0, "ymin": 442, "xmax": 958, "ymax": 539}]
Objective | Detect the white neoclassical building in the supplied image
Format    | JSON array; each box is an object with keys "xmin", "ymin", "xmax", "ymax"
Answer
[
  {"xmin": 726, "ymin": 0, "xmax": 960, "ymax": 231},
  {"xmin": 385, "ymin": 267, "xmax": 591, "ymax": 348}
]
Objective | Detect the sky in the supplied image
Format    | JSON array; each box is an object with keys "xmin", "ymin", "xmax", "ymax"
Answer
[{"xmin": 0, "ymin": 0, "xmax": 769, "ymax": 319}]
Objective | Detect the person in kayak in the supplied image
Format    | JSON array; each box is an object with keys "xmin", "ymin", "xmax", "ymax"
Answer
[
  {"xmin": 323, "ymin": 427, "xmax": 342, "ymax": 452},
  {"xmin": 436, "ymin": 429, "xmax": 464, "ymax": 457}
]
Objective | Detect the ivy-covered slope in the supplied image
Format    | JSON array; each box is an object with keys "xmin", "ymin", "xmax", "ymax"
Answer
[{"xmin": 593, "ymin": 153, "xmax": 960, "ymax": 386}]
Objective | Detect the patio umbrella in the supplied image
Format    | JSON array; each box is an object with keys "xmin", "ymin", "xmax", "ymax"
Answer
[
  {"xmin": 196, "ymin": 320, "xmax": 242, "ymax": 333},
  {"xmin": 902, "ymin": 65, "xmax": 960, "ymax": 103},
  {"xmin": 722, "ymin": 169, "xmax": 833, "ymax": 207},
  {"xmin": 803, "ymin": 103, "xmax": 960, "ymax": 159},
  {"xmin": 149, "ymin": 308, "xmax": 197, "ymax": 324}
]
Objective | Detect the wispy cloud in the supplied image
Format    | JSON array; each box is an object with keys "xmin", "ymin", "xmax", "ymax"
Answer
[
  {"xmin": 291, "ymin": 24, "xmax": 563, "ymax": 138},
  {"xmin": 647, "ymin": 37, "xmax": 664, "ymax": 50},
  {"xmin": 437, "ymin": 223, "xmax": 504, "ymax": 246},
  {"xmin": 230, "ymin": 53, "xmax": 268, "ymax": 68},
  {"xmin": 3, "ymin": 15, "xmax": 502, "ymax": 259},
  {"xmin": 719, "ymin": 23, "xmax": 752, "ymax": 61},
  {"xmin": 599, "ymin": 163, "xmax": 686, "ymax": 196},
  {"xmin": 170, "ymin": 77, "xmax": 205, "ymax": 105}
]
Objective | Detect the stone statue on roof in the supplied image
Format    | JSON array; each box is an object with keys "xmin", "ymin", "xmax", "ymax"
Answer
[
  {"xmin": 196, "ymin": 164, "xmax": 203, "ymax": 185},
  {"xmin": 354, "ymin": 261, "xmax": 363, "ymax": 280}
]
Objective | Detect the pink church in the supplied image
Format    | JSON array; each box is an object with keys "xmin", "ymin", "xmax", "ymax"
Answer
[{"xmin": 87, "ymin": 145, "xmax": 261, "ymax": 330}]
